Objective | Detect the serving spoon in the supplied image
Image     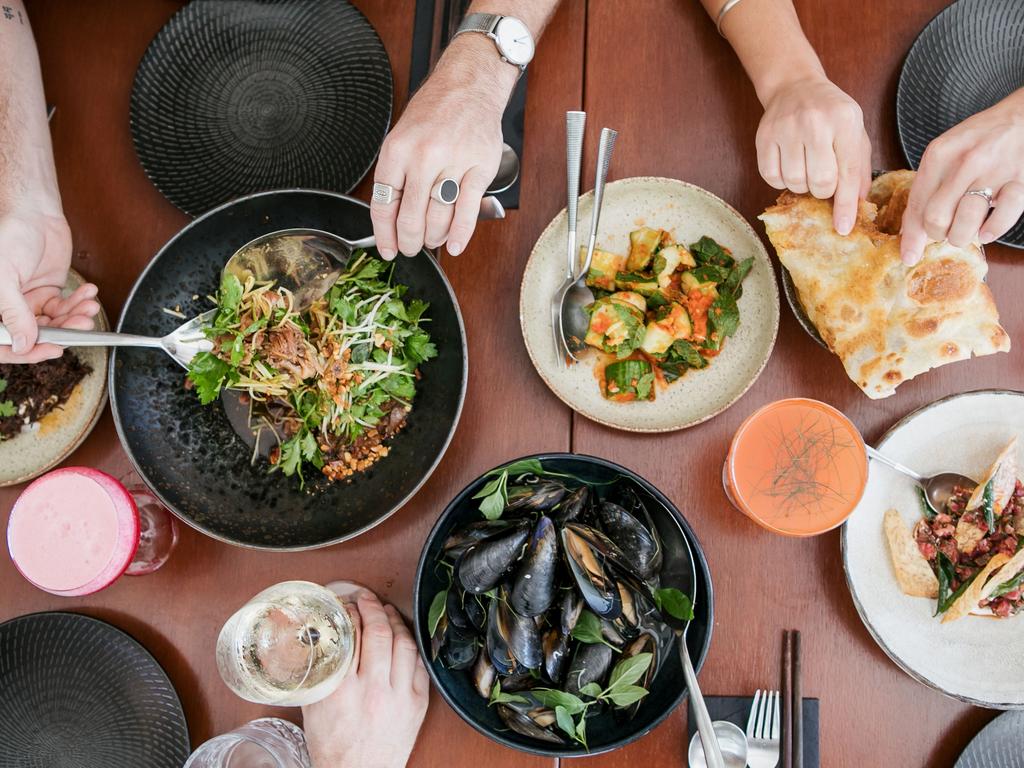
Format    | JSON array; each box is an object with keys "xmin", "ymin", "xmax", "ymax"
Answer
[
  {"xmin": 558, "ymin": 127, "xmax": 617, "ymax": 361},
  {"xmin": 865, "ymin": 445, "xmax": 977, "ymax": 510}
]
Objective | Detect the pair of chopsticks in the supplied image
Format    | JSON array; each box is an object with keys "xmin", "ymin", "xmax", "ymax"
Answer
[{"xmin": 781, "ymin": 629, "xmax": 803, "ymax": 768}]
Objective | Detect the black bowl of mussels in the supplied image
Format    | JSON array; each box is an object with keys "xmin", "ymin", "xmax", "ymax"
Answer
[{"xmin": 413, "ymin": 453, "xmax": 714, "ymax": 756}]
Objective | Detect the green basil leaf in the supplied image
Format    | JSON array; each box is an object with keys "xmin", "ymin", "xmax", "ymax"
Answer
[
  {"xmin": 579, "ymin": 682, "xmax": 604, "ymax": 699},
  {"xmin": 653, "ymin": 587, "xmax": 695, "ymax": 621},
  {"xmin": 488, "ymin": 680, "xmax": 528, "ymax": 707},
  {"xmin": 554, "ymin": 706, "xmax": 576, "ymax": 741},
  {"xmin": 605, "ymin": 685, "xmax": 650, "ymax": 708},
  {"xmin": 608, "ymin": 652, "xmax": 653, "ymax": 690},
  {"xmin": 427, "ymin": 590, "xmax": 447, "ymax": 637},
  {"xmin": 479, "ymin": 491, "xmax": 506, "ymax": 521},
  {"xmin": 571, "ymin": 610, "xmax": 616, "ymax": 648},
  {"xmin": 472, "ymin": 474, "xmax": 505, "ymax": 500},
  {"xmin": 575, "ymin": 715, "xmax": 588, "ymax": 747},
  {"xmin": 495, "ymin": 459, "xmax": 544, "ymax": 478},
  {"xmin": 532, "ymin": 689, "xmax": 587, "ymax": 715},
  {"xmin": 917, "ymin": 486, "xmax": 938, "ymax": 521}
]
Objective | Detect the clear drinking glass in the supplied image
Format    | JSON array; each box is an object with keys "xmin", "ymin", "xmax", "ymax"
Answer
[
  {"xmin": 124, "ymin": 485, "xmax": 179, "ymax": 575},
  {"xmin": 184, "ymin": 718, "xmax": 310, "ymax": 768},
  {"xmin": 216, "ymin": 581, "xmax": 357, "ymax": 706}
]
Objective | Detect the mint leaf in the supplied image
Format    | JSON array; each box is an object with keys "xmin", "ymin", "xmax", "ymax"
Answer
[
  {"xmin": 635, "ymin": 372, "xmax": 655, "ymax": 400},
  {"xmin": 721, "ymin": 256, "xmax": 754, "ymax": 298},
  {"xmin": 653, "ymin": 587, "xmax": 694, "ymax": 621},
  {"xmin": 709, "ymin": 293, "xmax": 740, "ymax": 338}
]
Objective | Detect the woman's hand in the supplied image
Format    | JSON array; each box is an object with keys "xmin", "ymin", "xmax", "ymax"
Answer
[
  {"xmin": 756, "ymin": 75, "xmax": 872, "ymax": 236},
  {"xmin": 302, "ymin": 591, "xmax": 429, "ymax": 768},
  {"xmin": 0, "ymin": 208, "xmax": 100, "ymax": 364},
  {"xmin": 900, "ymin": 90, "xmax": 1024, "ymax": 265},
  {"xmin": 370, "ymin": 35, "xmax": 514, "ymax": 260}
]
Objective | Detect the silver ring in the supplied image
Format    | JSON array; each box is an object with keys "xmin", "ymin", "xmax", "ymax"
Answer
[
  {"xmin": 372, "ymin": 182, "xmax": 402, "ymax": 205},
  {"xmin": 964, "ymin": 187, "xmax": 995, "ymax": 207},
  {"xmin": 430, "ymin": 178, "xmax": 460, "ymax": 206}
]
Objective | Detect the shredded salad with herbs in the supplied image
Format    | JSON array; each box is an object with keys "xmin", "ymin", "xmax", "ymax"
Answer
[{"xmin": 186, "ymin": 252, "xmax": 437, "ymax": 484}]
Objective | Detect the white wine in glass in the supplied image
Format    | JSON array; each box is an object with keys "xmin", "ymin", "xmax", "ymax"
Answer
[{"xmin": 216, "ymin": 581, "xmax": 356, "ymax": 706}]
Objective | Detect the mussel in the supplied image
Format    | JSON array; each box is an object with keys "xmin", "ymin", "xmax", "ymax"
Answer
[
  {"xmin": 472, "ymin": 652, "xmax": 497, "ymax": 699},
  {"xmin": 562, "ymin": 524, "xmax": 622, "ymax": 619},
  {"xmin": 446, "ymin": 588, "xmax": 486, "ymax": 632},
  {"xmin": 497, "ymin": 695, "xmax": 567, "ymax": 745},
  {"xmin": 542, "ymin": 628, "xmax": 570, "ymax": 685},
  {"xmin": 505, "ymin": 480, "xmax": 567, "ymax": 512},
  {"xmin": 509, "ymin": 516, "xmax": 559, "ymax": 617},
  {"xmin": 487, "ymin": 589, "xmax": 543, "ymax": 672},
  {"xmin": 616, "ymin": 621, "xmax": 675, "ymax": 720},
  {"xmin": 564, "ymin": 642, "xmax": 614, "ymax": 698},
  {"xmin": 597, "ymin": 500, "xmax": 662, "ymax": 581},
  {"xmin": 443, "ymin": 519, "xmax": 516, "ymax": 560},
  {"xmin": 551, "ymin": 485, "xmax": 590, "ymax": 525},
  {"xmin": 440, "ymin": 626, "xmax": 479, "ymax": 671},
  {"xmin": 458, "ymin": 520, "xmax": 531, "ymax": 594}
]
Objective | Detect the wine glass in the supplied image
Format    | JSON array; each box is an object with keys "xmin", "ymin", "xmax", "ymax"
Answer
[
  {"xmin": 216, "ymin": 581, "xmax": 357, "ymax": 707},
  {"xmin": 184, "ymin": 718, "xmax": 310, "ymax": 768}
]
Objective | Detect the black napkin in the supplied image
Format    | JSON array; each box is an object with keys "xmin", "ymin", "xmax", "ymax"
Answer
[{"xmin": 687, "ymin": 696, "xmax": 820, "ymax": 768}]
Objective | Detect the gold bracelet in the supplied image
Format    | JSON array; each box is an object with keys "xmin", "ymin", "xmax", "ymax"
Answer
[{"xmin": 715, "ymin": 0, "xmax": 746, "ymax": 36}]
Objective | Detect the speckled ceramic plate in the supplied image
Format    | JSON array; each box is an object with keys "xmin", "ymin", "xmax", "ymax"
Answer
[
  {"xmin": 0, "ymin": 270, "xmax": 108, "ymax": 487},
  {"xmin": 842, "ymin": 390, "xmax": 1024, "ymax": 708},
  {"xmin": 520, "ymin": 176, "xmax": 779, "ymax": 432}
]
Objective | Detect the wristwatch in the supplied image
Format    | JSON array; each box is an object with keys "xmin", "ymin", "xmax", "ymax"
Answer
[{"xmin": 453, "ymin": 13, "xmax": 535, "ymax": 72}]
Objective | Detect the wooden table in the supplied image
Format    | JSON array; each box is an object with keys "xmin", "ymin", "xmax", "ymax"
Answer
[{"xmin": 3, "ymin": 1, "xmax": 1017, "ymax": 765}]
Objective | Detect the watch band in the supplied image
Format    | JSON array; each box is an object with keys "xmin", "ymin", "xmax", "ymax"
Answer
[{"xmin": 453, "ymin": 12, "xmax": 528, "ymax": 72}]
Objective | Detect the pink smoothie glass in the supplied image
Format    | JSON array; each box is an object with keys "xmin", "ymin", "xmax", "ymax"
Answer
[{"xmin": 7, "ymin": 467, "xmax": 176, "ymax": 596}]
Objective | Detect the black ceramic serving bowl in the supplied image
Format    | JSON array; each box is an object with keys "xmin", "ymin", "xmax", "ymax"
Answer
[
  {"xmin": 110, "ymin": 189, "xmax": 466, "ymax": 549},
  {"xmin": 413, "ymin": 453, "xmax": 714, "ymax": 757}
]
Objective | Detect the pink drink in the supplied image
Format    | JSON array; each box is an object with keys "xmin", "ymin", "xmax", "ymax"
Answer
[{"xmin": 7, "ymin": 467, "xmax": 140, "ymax": 596}]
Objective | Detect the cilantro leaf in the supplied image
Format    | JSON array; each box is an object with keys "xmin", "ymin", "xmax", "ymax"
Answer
[
  {"xmin": 0, "ymin": 400, "xmax": 15, "ymax": 418},
  {"xmin": 187, "ymin": 351, "xmax": 233, "ymax": 405},
  {"xmin": 406, "ymin": 332, "xmax": 437, "ymax": 364},
  {"xmin": 381, "ymin": 374, "xmax": 416, "ymax": 400}
]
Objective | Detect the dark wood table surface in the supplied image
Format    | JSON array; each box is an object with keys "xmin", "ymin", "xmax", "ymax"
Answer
[{"xmin": 2, "ymin": 1, "xmax": 1019, "ymax": 766}]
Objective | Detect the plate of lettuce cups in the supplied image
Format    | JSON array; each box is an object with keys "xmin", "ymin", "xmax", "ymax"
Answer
[
  {"xmin": 843, "ymin": 389, "xmax": 1024, "ymax": 708},
  {"xmin": 520, "ymin": 176, "xmax": 779, "ymax": 432}
]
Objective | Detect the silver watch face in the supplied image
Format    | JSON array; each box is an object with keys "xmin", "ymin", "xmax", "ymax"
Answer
[{"xmin": 493, "ymin": 17, "xmax": 534, "ymax": 66}]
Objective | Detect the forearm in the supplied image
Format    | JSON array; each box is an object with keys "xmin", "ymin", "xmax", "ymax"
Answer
[
  {"xmin": 699, "ymin": 0, "xmax": 826, "ymax": 106},
  {"xmin": 426, "ymin": 0, "xmax": 561, "ymax": 112},
  {"xmin": 0, "ymin": 0, "xmax": 59, "ymax": 212}
]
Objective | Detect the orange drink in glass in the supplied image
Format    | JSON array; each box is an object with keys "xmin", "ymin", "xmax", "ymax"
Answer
[{"xmin": 723, "ymin": 398, "xmax": 868, "ymax": 536}]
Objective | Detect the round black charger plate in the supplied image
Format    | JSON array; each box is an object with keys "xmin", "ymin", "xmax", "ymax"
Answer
[
  {"xmin": 414, "ymin": 453, "xmax": 714, "ymax": 758},
  {"xmin": 130, "ymin": 0, "xmax": 393, "ymax": 216},
  {"xmin": 0, "ymin": 612, "xmax": 189, "ymax": 768},
  {"xmin": 897, "ymin": 0, "xmax": 1024, "ymax": 248},
  {"xmin": 955, "ymin": 711, "xmax": 1024, "ymax": 768},
  {"xmin": 110, "ymin": 189, "xmax": 467, "ymax": 550}
]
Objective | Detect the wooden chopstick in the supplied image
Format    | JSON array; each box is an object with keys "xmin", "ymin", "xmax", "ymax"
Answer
[
  {"xmin": 792, "ymin": 630, "xmax": 803, "ymax": 768},
  {"xmin": 781, "ymin": 630, "xmax": 793, "ymax": 768}
]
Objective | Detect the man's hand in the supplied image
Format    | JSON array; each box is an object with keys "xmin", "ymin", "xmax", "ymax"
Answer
[
  {"xmin": 0, "ymin": 210, "xmax": 99, "ymax": 364},
  {"xmin": 370, "ymin": 34, "xmax": 513, "ymax": 260},
  {"xmin": 900, "ymin": 89, "xmax": 1024, "ymax": 265},
  {"xmin": 302, "ymin": 592, "xmax": 429, "ymax": 768},
  {"xmin": 756, "ymin": 75, "xmax": 872, "ymax": 236}
]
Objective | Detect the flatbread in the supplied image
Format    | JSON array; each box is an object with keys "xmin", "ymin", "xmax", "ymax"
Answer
[
  {"xmin": 966, "ymin": 437, "xmax": 1019, "ymax": 514},
  {"xmin": 981, "ymin": 547, "xmax": 1024, "ymax": 603},
  {"xmin": 884, "ymin": 508, "xmax": 938, "ymax": 598},
  {"xmin": 759, "ymin": 171, "xmax": 1010, "ymax": 399},
  {"xmin": 943, "ymin": 552, "xmax": 1011, "ymax": 623}
]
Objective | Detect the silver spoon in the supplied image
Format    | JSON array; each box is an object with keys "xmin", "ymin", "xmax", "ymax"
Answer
[
  {"xmin": 559, "ymin": 127, "xmax": 617, "ymax": 361},
  {"xmin": 865, "ymin": 445, "xmax": 977, "ymax": 510},
  {"xmin": 551, "ymin": 111, "xmax": 587, "ymax": 367}
]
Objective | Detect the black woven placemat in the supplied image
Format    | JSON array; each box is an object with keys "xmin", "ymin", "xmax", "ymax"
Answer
[
  {"xmin": 897, "ymin": 0, "xmax": 1024, "ymax": 248},
  {"xmin": 131, "ymin": 0, "xmax": 393, "ymax": 216},
  {"xmin": 687, "ymin": 695, "xmax": 820, "ymax": 768}
]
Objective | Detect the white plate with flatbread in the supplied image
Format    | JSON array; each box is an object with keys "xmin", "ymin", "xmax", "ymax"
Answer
[
  {"xmin": 0, "ymin": 269, "xmax": 108, "ymax": 486},
  {"xmin": 842, "ymin": 389, "xmax": 1024, "ymax": 707},
  {"xmin": 519, "ymin": 176, "xmax": 779, "ymax": 432}
]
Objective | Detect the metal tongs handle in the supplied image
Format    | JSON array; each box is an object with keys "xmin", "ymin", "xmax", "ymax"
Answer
[{"xmin": 577, "ymin": 128, "xmax": 617, "ymax": 280}]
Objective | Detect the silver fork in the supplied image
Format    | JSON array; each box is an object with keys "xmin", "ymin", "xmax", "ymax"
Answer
[{"xmin": 746, "ymin": 689, "xmax": 782, "ymax": 768}]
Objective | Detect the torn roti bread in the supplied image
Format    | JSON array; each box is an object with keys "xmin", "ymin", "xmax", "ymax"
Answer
[{"xmin": 760, "ymin": 171, "xmax": 1010, "ymax": 398}]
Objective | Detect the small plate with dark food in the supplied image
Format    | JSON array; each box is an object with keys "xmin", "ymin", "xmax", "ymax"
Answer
[
  {"xmin": 0, "ymin": 269, "xmax": 108, "ymax": 487},
  {"xmin": 414, "ymin": 453, "xmax": 713, "ymax": 756},
  {"xmin": 110, "ymin": 189, "xmax": 466, "ymax": 549}
]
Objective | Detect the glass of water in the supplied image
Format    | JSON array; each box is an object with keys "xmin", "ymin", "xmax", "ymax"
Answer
[
  {"xmin": 185, "ymin": 718, "xmax": 310, "ymax": 768},
  {"xmin": 216, "ymin": 581, "xmax": 357, "ymax": 707}
]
